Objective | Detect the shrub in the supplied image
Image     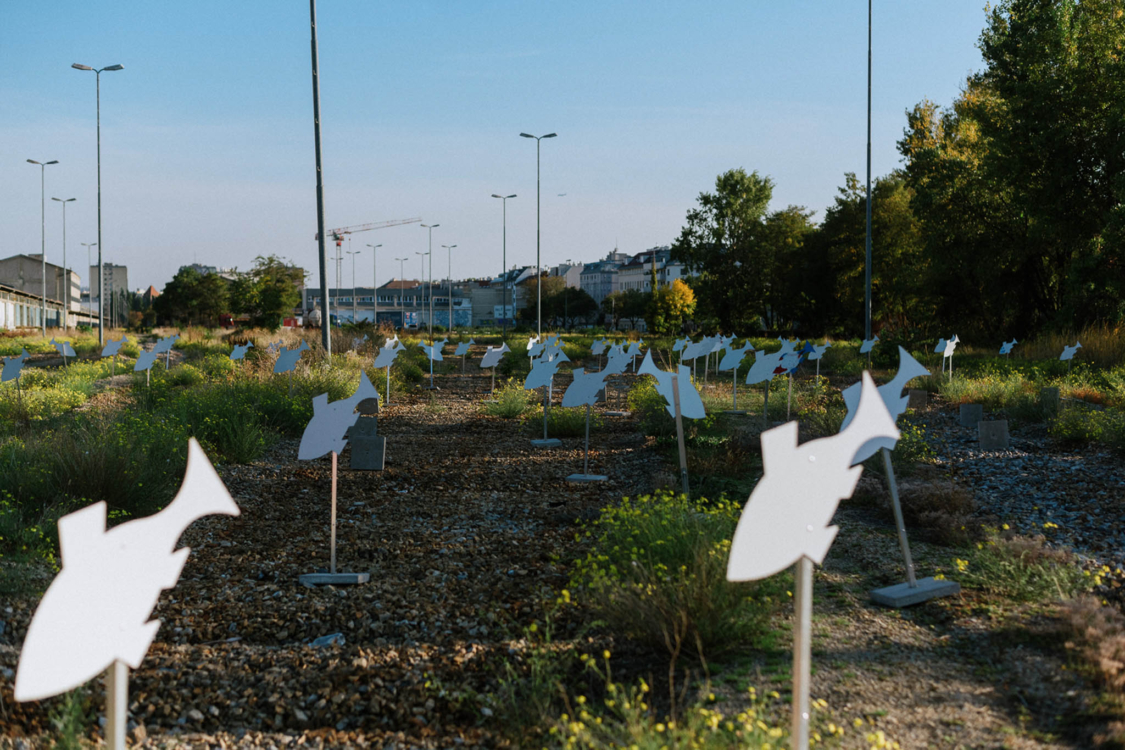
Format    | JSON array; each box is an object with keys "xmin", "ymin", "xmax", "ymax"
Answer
[
  {"xmin": 1060, "ymin": 594, "xmax": 1125, "ymax": 745},
  {"xmin": 484, "ymin": 379, "xmax": 533, "ymax": 418},
  {"xmin": 571, "ymin": 491, "xmax": 785, "ymax": 660},
  {"xmin": 954, "ymin": 530, "xmax": 1091, "ymax": 602},
  {"xmin": 528, "ymin": 406, "xmax": 601, "ymax": 438}
]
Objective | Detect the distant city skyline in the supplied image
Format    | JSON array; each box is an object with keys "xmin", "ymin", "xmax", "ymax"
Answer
[{"xmin": 2, "ymin": 1, "xmax": 988, "ymax": 293}]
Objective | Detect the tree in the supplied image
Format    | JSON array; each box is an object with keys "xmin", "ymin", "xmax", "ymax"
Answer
[
  {"xmin": 618, "ymin": 289, "xmax": 649, "ymax": 330},
  {"xmin": 550, "ymin": 287, "xmax": 598, "ymax": 330},
  {"xmin": 646, "ymin": 278, "xmax": 696, "ymax": 335},
  {"xmin": 229, "ymin": 255, "xmax": 303, "ymax": 330},
  {"xmin": 154, "ymin": 266, "xmax": 229, "ymax": 327},
  {"xmin": 517, "ymin": 275, "xmax": 564, "ymax": 327},
  {"xmin": 601, "ymin": 291, "xmax": 624, "ymax": 331}
]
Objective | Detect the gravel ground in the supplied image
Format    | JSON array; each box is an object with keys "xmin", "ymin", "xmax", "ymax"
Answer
[{"xmin": 0, "ymin": 368, "xmax": 1117, "ymax": 748}]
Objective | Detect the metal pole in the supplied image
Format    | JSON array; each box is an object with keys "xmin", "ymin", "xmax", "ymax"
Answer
[
  {"xmin": 106, "ymin": 660, "xmax": 127, "ymax": 750},
  {"xmin": 330, "ymin": 450, "xmax": 338, "ymax": 574},
  {"xmin": 367, "ymin": 243, "xmax": 381, "ymax": 325},
  {"xmin": 309, "ymin": 0, "xmax": 331, "ymax": 355},
  {"xmin": 671, "ymin": 372, "xmax": 689, "ymax": 495},
  {"xmin": 864, "ymin": 0, "xmax": 873, "ymax": 342},
  {"xmin": 503, "ymin": 198, "xmax": 508, "ymax": 334},
  {"xmin": 792, "ymin": 557, "xmax": 813, "ymax": 750},
  {"xmin": 536, "ymin": 138, "xmax": 541, "ymax": 339},
  {"xmin": 584, "ymin": 403, "xmax": 591, "ymax": 474},
  {"xmin": 881, "ymin": 447, "xmax": 917, "ymax": 587}
]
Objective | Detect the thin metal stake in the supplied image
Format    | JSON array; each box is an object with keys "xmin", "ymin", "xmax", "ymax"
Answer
[
  {"xmin": 106, "ymin": 660, "xmax": 127, "ymax": 750},
  {"xmin": 763, "ymin": 380, "xmax": 770, "ymax": 429},
  {"xmin": 792, "ymin": 556, "xmax": 813, "ymax": 750},
  {"xmin": 732, "ymin": 368, "xmax": 737, "ymax": 409},
  {"xmin": 787, "ymin": 372, "xmax": 793, "ymax": 421},
  {"xmin": 583, "ymin": 403, "xmax": 591, "ymax": 474},
  {"xmin": 330, "ymin": 450, "xmax": 338, "ymax": 575},
  {"xmin": 543, "ymin": 384, "xmax": 549, "ymax": 440},
  {"xmin": 671, "ymin": 372, "xmax": 689, "ymax": 495},
  {"xmin": 386, "ymin": 365, "xmax": 391, "ymax": 404},
  {"xmin": 882, "ymin": 447, "xmax": 917, "ymax": 587},
  {"xmin": 490, "ymin": 366, "xmax": 496, "ymax": 395}
]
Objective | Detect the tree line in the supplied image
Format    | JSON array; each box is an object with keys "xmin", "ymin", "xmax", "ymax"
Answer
[{"xmin": 673, "ymin": 0, "xmax": 1125, "ymax": 341}]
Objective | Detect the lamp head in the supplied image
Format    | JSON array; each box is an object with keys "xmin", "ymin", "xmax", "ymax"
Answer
[
  {"xmin": 103, "ymin": 64, "xmax": 124, "ymax": 71},
  {"xmin": 71, "ymin": 63, "xmax": 93, "ymax": 71},
  {"xmin": 519, "ymin": 133, "xmax": 534, "ymax": 139},
  {"xmin": 543, "ymin": 133, "xmax": 557, "ymax": 139}
]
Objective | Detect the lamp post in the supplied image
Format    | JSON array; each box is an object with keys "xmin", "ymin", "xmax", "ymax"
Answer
[
  {"xmin": 441, "ymin": 244, "xmax": 457, "ymax": 332},
  {"xmin": 420, "ymin": 223, "xmax": 439, "ymax": 339},
  {"xmin": 519, "ymin": 132, "xmax": 556, "ymax": 339},
  {"xmin": 395, "ymin": 257, "xmax": 407, "ymax": 328},
  {"xmin": 415, "ymin": 251, "xmax": 428, "ymax": 331},
  {"xmin": 81, "ymin": 242, "xmax": 97, "ymax": 314},
  {"xmin": 491, "ymin": 193, "xmax": 516, "ymax": 335},
  {"xmin": 346, "ymin": 248, "xmax": 361, "ymax": 323},
  {"xmin": 72, "ymin": 63, "xmax": 123, "ymax": 347},
  {"xmin": 366, "ymin": 243, "xmax": 382, "ymax": 325},
  {"xmin": 27, "ymin": 159, "xmax": 59, "ymax": 336},
  {"xmin": 52, "ymin": 197, "xmax": 76, "ymax": 329},
  {"xmin": 864, "ymin": 0, "xmax": 873, "ymax": 344}
]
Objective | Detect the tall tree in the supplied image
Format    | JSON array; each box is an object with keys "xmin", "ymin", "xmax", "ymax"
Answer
[
  {"xmin": 229, "ymin": 255, "xmax": 302, "ymax": 330},
  {"xmin": 646, "ymin": 278, "xmax": 696, "ymax": 335}
]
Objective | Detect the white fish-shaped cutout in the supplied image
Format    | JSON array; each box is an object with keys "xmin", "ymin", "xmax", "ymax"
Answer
[
  {"xmin": 999, "ymin": 339, "xmax": 1018, "ymax": 355},
  {"xmin": 230, "ymin": 342, "xmax": 253, "ymax": 361},
  {"xmin": 591, "ymin": 338, "xmax": 607, "ymax": 356},
  {"xmin": 1060, "ymin": 341, "xmax": 1082, "ymax": 361},
  {"xmin": 101, "ymin": 336, "xmax": 129, "ymax": 358},
  {"xmin": 153, "ymin": 335, "xmax": 179, "ymax": 355},
  {"xmin": 480, "ymin": 343, "xmax": 510, "ymax": 369},
  {"xmin": 839, "ymin": 347, "xmax": 929, "ymax": 464},
  {"xmin": 562, "ymin": 368, "xmax": 607, "ymax": 408},
  {"xmin": 544, "ymin": 335, "xmax": 561, "ymax": 349},
  {"xmin": 454, "ymin": 339, "xmax": 475, "ymax": 357},
  {"xmin": 727, "ymin": 373, "xmax": 898, "ymax": 583},
  {"xmin": 637, "ymin": 350, "xmax": 706, "ymax": 419},
  {"xmin": 745, "ymin": 348, "xmax": 787, "ymax": 385},
  {"xmin": 672, "ymin": 337, "xmax": 690, "ymax": 353},
  {"xmin": 933, "ymin": 338, "xmax": 947, "ymax": 354},
  {"xmin": 602, "ymin": 348, "xmax": 632, "ymax": 375},
  {"xmin": 719, "ymin": 342, "xmax": 754, "ymax": 372},
  {"xmin": 273, "ymin": 340, "xmax": 310, "ymax": 374},
  {"xmin": 680, "ymin": 337, "xmax": 710, "ymax": 362},
  {"xmin": 420, "ymin": 338, "xmax": 448, "ymax": 362},
  {"xmin": 298, "ymin": 371, "xmax": 381, "ymax": 460},
  {"xmin": 625, "ymin": 340, "xmax": 643, "ymax": 357},
  {"xmin": 50, "ymin": 339, "xmax": 77, "ymax": 358},
  {"xmin": 267, "ymin": 341, "xmax": 281, "ymax": 354},
  {"xmin": 373, "ymin": 341, "xmax": 402, "ymax": 368},
  {"xmin": 943, "ymin": 335, "xmax": 959, "ymax": 357},
  {"xmin": 526, "ymin": 335, "xmax": 540, "ymax": 352},
  {"xmin": 15, "ymin": 439, "xmax": 239, "ymax": 702},
  {"xmin": 524, "ymin": 354, "xmax": 561, "ymax": 391},
  {"xmin": 2, "ymin": 349, "xmax": 30, "ymax": 382},
  {"xmin": 859, "ymin": 335, "xmax": 879, "ymax": 354},
  {"xmin": 352, "ymin": 334, "xmax": 368, "ymax": 349},
  {"xmin": 547, "ymin": 347, "xmax": 570, "ymax": 363},
  {"xmin": 134, "ymin": 349, "xmax": 158, "ymax": 372},
  {"xmin": 808, "ymin": 341, "xmax": 832, "ymax": 361}
]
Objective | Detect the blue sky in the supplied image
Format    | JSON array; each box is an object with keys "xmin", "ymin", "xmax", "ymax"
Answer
[{"xmin": 2, "ymin": 1, "xmax": 988, "ymax": 293}]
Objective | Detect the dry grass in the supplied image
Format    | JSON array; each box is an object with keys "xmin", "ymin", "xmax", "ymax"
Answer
[
  {"xmin": 1062, "ymin": 595, "xmax": 1125, "ymax": 744},
  {"xmin": 1018, "ymin": 324, "xmax": 1125, "ymax": 369}
]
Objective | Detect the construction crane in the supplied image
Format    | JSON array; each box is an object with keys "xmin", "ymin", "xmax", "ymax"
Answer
[{"xmin": 315, "ymin": 217, "xmax": 423, "ymax": 246}]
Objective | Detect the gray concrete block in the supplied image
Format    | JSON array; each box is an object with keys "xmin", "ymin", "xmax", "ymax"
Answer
[
  {"xmin": 869, "ymin": 577, "xmax": 960, "ymax": 607},
  {"xmin": 349, "ymin": 417, "xmax": 386, "ymax": 470},
  {"xmin": 1041, "ymin": 386, "xmax": 1060, "ymax": 417},
  {"xmin": 907, "ymin": 389, "xmax": 927, "ymax": 410},
  {"xmin": 299, "ymin": 572, "xmax": 370, "ymax": 587},
  {"xmin": 978, "ymin": 420, "xmax": 1010, "ymax": 451},
  {"xmin": 566, "ymin": 473, "xmax": 607, "ymax": 483},
  {"xmin": 531, "ymin": 438, "xmax": 562, "ymax": 449},
  {"xmin": 959, "ymin": 403, "xmax": 984, "ymax": 428}
]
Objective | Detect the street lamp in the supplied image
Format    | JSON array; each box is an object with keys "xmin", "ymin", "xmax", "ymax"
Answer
[
  {"xmin": 52, "ymin": 197, "xmax": 76, "ymax": 329},
  {"xmin": 27, "ymin": 159, "xmax": 59, "ymax": 336},
  {"xmin": 491, "ymin": 194, "xmax": 516, "ymax": 335},
  {"xmin": 366, "ymin": 243, "xmax": 382, "ymax": 325},
  {"xmin": 415, "ymin": 251, "xmax": 429, "ymax": 331},
  {"xmin": 442, "ymin": 244, "xmax": 457, "ymax": 332},
  {"xmin": 420, "ymin": 223, "xmax": 439, "ymax": 339},
  {"xmin": 519, "ymin": 133, "xmax": 556, "ymax": 339},
  {"xmin": 346, "ymin": 248, "xmax": 361, "ymax": 323},
  {"xmin": 72, "ymin": 62, "xmax": 123, "ymax": 347},
  {"xmin": 395, "ymin": 257, "xmax": 407, "ymax": 328}
]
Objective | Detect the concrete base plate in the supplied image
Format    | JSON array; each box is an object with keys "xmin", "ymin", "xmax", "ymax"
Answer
[
  {"xmin": 724, "ymin": 410, "xmax": 747, "ymax": 415},
  {"xmin": 567, "ymin": 473, "xmax": 607, "ymax": 483},
  {"xmin": 299, "ymin": 572, "xmax": 370, "ymax": 587},
  {"xmin": 605, "ymin": 411, "xmax": 632, "ymax": 417},
  {"xmin": 531, "ymin": 438, "xmax": 562, "ymax": 449},
  {"xmin": 869, "ymin": 576, "xmax": 960, "ymax": 608},
  {"xmin": 425, "ymin": 385, "xmax": 441, "ymax": 391},
  {"xmin": 482, "ymin": 398, "xmax": 498, "ymax": 404}
]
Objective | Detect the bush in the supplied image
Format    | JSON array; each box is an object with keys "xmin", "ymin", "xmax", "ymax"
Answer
[
  {"xmin": 484, "ymin": 379, "xmax": 533, "ymax": 418},
  {"xmin": 571, "ymin": 491, "xmax": 785, "ymax": 660},
  {"xmin": 953, "ymin": 530, "xmax": 1091, "ymax": 602},
  {"xmin": 528, "ymin": 406, "xmax": 601, "ymax": 438}
]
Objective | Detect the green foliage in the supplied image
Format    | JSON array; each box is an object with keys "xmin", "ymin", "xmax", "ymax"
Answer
[
  {"xmin": 48, "ymin": 687, "xmax": 93, "ymax": 750},
  {"xmin": 646, "ymin": 279, "xmax": 696, "ymax": 336},
  {"xmin": 1049, "ymin": 406, "xmax": 1125, "ymax": 452},
  {"xmin": 154, "ymin": 266, "xmax": 229, "ymax": 327},
  {"xmin": 484, "ymin": 379, "xmax": 533, "ymax": 418},
  {"xmin": 228, "ymin": 255, "xmax": 303, "ymax": 330},
  {"xmin": 570, "ymin": 491, "xmax": 786, "ymax": 659},
  {"xmin": 953, "ymin": 529, "xmax": 1092, "ymax": 602},
  {"xmin": 527, "ymin": 406, "xmax": 601, "ymax": 438},
  {"xmin": 494, "ymin": 612, "xmax": 578, "ymax": 735}
]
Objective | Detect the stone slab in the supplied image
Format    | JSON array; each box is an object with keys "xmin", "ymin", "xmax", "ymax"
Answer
[
  {"xmin": 531, "ymin": 438, "xmax": 562, "ymax": 449},
  {"xmin": 605, "ymin": 411, "xmax": 632, "ymax": 418},
  {"xmin": 1041, "ymin": 386, "xmax": 1060, "ymax": 417},
  {"xmin": 350, "ymin": 434, "xmax": 386, "ymax": 471},
  {"xmin": 566, "ymin": 473, "xmax": 607, "ymax": 483},
  {"xmin": 869, "ymin": 576, "xmax": 960, "ymax": 608},
  {"xmin": 724, "ymin": 410, "xmax": 748, "ymax": 416},
  {"xmin": 959, "ymin": 403, "xmax": 984, "ymax": 428},
  {"xmin": 907, "ymin": 389, "xmax": 927, "ymax": 410},
  {"xmin": 299, "ymin": 572, "xmax": 370, "ymax": 587},
  {"xmin": 978, "ymin": 420, "xmax": 1010, "ymax": 451}
]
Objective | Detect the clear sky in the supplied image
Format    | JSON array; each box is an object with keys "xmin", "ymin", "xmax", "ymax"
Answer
[{"xmin": 1, "ymin": 1, "xmax": 988, "ymax": 294}]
